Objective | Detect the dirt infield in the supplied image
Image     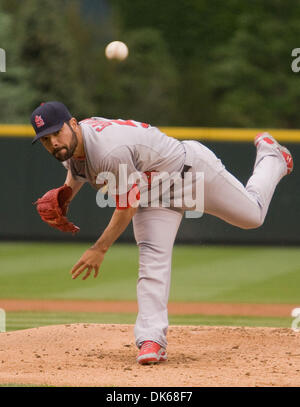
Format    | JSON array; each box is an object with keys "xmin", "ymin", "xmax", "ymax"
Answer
[
  {"xmin": 0, "ymin": 299, "xmax": 299, "ymax": 387},
  {"xmin": 0, "ymin": 298, "xmax": 297, "ymax": 317},
  {"xmin": 0, "ymin": 323, "xmax": 300, "ymax": 387}
]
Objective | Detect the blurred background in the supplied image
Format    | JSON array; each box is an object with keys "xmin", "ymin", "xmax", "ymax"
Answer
[
  {"xmin": 1, "ymin": 0, "xmax": 300, "ymax": 127},
  {"xmin": 0, "ymin": 0, "xmax": 299, "ymax": 243},
  {"xmin": 0, "ymin": 0, "xmax": 299, "ymax": 332}
]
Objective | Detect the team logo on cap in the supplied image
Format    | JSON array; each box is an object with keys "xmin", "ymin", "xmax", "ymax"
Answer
[{"xmin": 35, "ymin": 115, "xmax": 45, "ymax": 128}]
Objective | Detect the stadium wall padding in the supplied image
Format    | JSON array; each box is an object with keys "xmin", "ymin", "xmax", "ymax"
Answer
[{"xmin": 1, "ymin": 137, "xmax": 299, "ymax": 244}]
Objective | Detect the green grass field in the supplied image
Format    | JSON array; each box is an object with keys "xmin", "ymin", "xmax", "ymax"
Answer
[
  {"xmin": 4, "ymin": 311, "xmax": 292, "ymax": 332},
  {"xmin": 1, "ymin": 242, "xmax": 299, "ymax": 331}
]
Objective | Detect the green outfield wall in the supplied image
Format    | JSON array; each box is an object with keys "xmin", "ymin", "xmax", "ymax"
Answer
[{"xmin": 1, "ymin": 127, "xmax": 299, "ymax": 244}]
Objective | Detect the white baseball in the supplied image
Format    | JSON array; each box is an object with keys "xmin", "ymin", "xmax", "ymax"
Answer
[{"xmin": 105, "ymin": 41, "xmax": 129, "ymax": 61}]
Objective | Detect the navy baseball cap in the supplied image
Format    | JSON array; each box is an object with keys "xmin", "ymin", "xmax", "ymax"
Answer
[{"xmin": 31, "ymin": 101, "xmax": 72, "ymax": 144}]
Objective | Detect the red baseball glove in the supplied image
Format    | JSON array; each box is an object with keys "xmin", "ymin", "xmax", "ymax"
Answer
[{"xmin": 33, "ymin": 184, "xmax": 80, "ymax": 234}]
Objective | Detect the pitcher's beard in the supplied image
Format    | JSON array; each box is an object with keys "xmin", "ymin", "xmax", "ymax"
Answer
[{"xmin": 53, "ymin": 129, "xmax": 78, "ymax": 162}]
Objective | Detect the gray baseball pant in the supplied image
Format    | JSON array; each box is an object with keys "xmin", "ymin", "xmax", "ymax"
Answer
[{"xmin": 133, "ymin": 140, "xmax": 286, "ymax": 349}]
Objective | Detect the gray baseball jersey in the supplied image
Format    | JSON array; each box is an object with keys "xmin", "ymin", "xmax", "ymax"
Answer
[
  {"xmin": 62, "ymin": 117, "xmax": 196, "ymax": 209},
  {"xmin": 64, "ymin": 117, "xmax": 185, "ymax": 179}
]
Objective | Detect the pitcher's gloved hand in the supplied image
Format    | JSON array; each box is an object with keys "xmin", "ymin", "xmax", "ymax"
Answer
[{"xmin": 33, "ymin": 184, "xmax": 80, "ymax": 234}]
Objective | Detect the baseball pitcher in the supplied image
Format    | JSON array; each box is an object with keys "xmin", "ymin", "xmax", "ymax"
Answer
[{"xmin": 31, "ymin": 101, "xmax": 293, "ymax": 365}]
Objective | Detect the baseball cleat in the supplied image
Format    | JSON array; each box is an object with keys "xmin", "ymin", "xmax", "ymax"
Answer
[
  {"xmin": 254, "ymin": 132, "xmax": 294, "ymax": 175},
  {"xmin": 137, "ymin": 341, "xmax": 167, "ymax": 365}
]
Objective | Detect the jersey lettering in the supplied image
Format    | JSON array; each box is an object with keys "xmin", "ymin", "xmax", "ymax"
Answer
[
  {"xmin": 81, "ymin": 117, "xmax": 150, "ymax": 133},
  {"xmin": 109, "ymin": 119, "xmax": 137, "ymax": 127}
]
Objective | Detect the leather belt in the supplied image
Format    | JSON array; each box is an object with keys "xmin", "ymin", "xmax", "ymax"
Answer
[
  {"xmin": 180, "ymin": 141, "xmax": 193, "ymax": 178},
  {"xmin": 181, "ymin": 164, "xmax": 191, "ymax": 178}
]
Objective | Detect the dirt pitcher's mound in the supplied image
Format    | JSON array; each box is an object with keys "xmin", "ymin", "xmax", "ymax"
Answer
[{"xmin": 0, "ymin": 324, "xmax": 299, "ymax": 387}]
